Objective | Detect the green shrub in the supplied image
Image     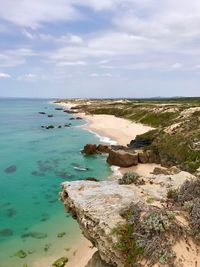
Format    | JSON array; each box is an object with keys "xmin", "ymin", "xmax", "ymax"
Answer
[{"xmin": 118, "ymin": 172, "xmax": 139, "ymax": 185}]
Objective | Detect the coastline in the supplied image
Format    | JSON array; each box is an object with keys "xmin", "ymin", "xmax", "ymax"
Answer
[{"xmin": 51, "ymin": 101, "xmax": 159, "ymax": 267}]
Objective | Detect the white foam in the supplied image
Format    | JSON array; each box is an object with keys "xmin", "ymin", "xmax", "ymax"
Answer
[
  {"xmin": 110, "ymin": 166, "xmax": 122, "ymax": 178},
  {"xmin": 83, "ymin": 128, "xmax": 117, "ymax": 145}
]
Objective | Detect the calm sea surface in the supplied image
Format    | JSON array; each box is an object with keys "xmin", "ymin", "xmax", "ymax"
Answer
[{"xmin": 0, "ymin": 99, "xmax": 111, "ymax": 267}]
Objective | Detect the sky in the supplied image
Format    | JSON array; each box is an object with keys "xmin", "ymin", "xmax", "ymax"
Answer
[{"xmin": 0, "ymin": 0, "xmax": 200, "ymax": 98}]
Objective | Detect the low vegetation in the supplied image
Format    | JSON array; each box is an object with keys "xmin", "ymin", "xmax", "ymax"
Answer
[{"xmin": 112, "ymin": 203, "xmax": 183, "ymax": 266}]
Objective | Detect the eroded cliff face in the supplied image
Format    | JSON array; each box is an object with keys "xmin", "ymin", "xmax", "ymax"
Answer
[
  {"xmin": 60, "ymin": 171, "xmax": 198, "ymax": 267},
  {"xmin": 61, "ymin": 180, "xmax": 140, "ymax": 266}
]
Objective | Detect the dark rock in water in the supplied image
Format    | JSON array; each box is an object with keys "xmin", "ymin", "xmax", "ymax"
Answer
[
  {"xmin": 57, "ymin": 232, "xmax": 66, "ymax": 238},
  {"xmin": 55, "ymin": 171, "xmax": 74, "ymax": 179},
  {"xmin": 44, "ymin": 243, "xmax": 51, "ymax": 252},
  {"xmin": 48, "ymin": 114, "xmax": 54, "ymax": 118},
  {"xmin": 55, "ymin": 108, "xmax": 63, "ymax": 110},
  {"xmin": 82, "ymin": 144, "xmax": 97, "ymax": 155},
  {"xmin": 40, "ymin": 213, "xmax": 50, "ymax": 222},
  {"xmin": 0, "ymin": 228, "xmax": 13, "ymax": 237},
  {"xmin": 85, "ymin": 177, "xmax": 99, "ymax": 182},
  {"xmin": 14, "ymin": 250, "xmax": 27, "ymax": 258},
  {"xmin": 6, "ymin": 208, "xmax": 17, "ymax": 218},
  {"xmin": 38, "ymin": 112, "xmax": 46, "ymax": 115},
  {"xmin": 69, "ymin": 117, "xmax": 75, "ymax": 120},
  {"xmin": 21, "ymin": 231, "xmax": 47, "ymax": 239},
  {"xmin": 37, "ymin": 160, "xmax": 53, "ymax": 172},
  {"xmin": 46, "ymin": 125, "xmax": 55, "ymax": 129},
  {"xmin": 75, "ymin": 117, "xmax": 83, "ymax": 120},
  {"xmin": 64, "ymin": 123, "xmax": 72, "ymax": 127},
  {"xmin": 4, "ymin": 165, "xmax": 16, "ymax": 174},
  {"xmin": 58, "ymin": 125, "xmax": 62, "ymax": 128},
  {"xmin": 63, "ymin": 110, "xmax": 77, "ymax": 114}
]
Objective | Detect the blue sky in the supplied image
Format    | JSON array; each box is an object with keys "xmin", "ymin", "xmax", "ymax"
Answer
[{"xmin": 0, "ymin": 0, "xmax": 200, "ymax": 98}]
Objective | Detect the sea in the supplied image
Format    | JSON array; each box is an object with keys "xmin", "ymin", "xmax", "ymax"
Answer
[{"xmin": 0, "ymin": 98, "xmax": 112, "ymax": 267}]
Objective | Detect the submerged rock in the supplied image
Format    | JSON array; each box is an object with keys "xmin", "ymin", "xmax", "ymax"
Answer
[
  {"xmin": 57, "ymin": 232, "xmax": 66, "ymax": 238},
  {"xmin": 107, "ymin": 149, "xmax": 138, "ymax": 167},
  {"xmin": 52, "ymin": 257, "xmax": 68, "ymax": 267},
  {"xmin": 14, "ymin": 250, "xmax": 27, "ymax": 258},
  {"xmin": 4, "ymin": 165, "xmax": 17, "ymax": 174},
  {"xmin": 38, "ymin": 112, "xmax": 46, "ymax": 115},
  {"xmin": 21, "ymin": 231, "xmax": 47, "ymax": 239},
  {"xmin": 5, "ymin": 207, "xmax": 17, "ymax": 218},
  {"xmin": 48, "ymin": 114, "xmax": 54, "ymax": 118},
  {"xmin": 0, "ymin": 228, "xmax": 13, "ymax": 237}
]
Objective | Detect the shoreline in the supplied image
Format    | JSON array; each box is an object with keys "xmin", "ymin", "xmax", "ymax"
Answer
[
  {"xmin": 51, "ymin": 101, "xmax": 160, "ymax": 267},
  {"xmin": 79, "ymin": 113, "xmax": 153, "ymax": 146}
]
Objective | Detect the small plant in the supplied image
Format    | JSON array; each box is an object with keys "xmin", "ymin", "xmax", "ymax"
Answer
[
  {"xmin": 118, "ymin": 171, "xmax": 139, "ymax": 185},
  {"xmin": 112, "ymin": 223, "xmax": 144, "ymax": 266},
  {"xmin": 183, "ymin": 201, "xmax": 193, "ymax": 212},
  {"xmin": 167, "ymin": 188, "xmax": 178, "ymax": 201}
]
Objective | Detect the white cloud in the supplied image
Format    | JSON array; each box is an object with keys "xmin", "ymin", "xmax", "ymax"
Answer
[
  {"xmin": 0, "ymin": 72, "xmax": 11, "ymax": 78},
  {"xmin": 0, "ymin": 0, "xmax": 81, "ymax": 28},
  {"xmin": 90, "ymin": 72, "xmax": 113, "ymax": 77},
  {"xmin": 57, "ymin": 61, "xmax": 86, "ymax": 67},
  {"xmin": 170, "ymin": 63, "xmax": 183, "ymax": 69},
  {"xmin": 17, "ymin": 73, "xmax": 38, "ymax": 81}
]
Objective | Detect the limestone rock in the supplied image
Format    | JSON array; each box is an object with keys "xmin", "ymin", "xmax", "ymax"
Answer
[
  {"xmin": 107, "ymin": 149, "xmax": 138, "ymax": 167},
  {"xmin": 61, "ymin": 180, "xmax": 140, "ymax": 267}
]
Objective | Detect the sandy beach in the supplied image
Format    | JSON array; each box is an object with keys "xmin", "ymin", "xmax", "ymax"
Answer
[{"xmin": 80, "ymin": 113, "xmax": 153, "ymax": 146}]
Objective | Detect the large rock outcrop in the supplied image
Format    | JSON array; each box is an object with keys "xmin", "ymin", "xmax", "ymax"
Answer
[
  {"xmin": 60, "ymin": 171, "xmax": 196, "ymax": 267},
  {"xmin": 61, "ymin": 180, "xmax": 140, "ymax": 267},
  {"xmin": 107, "ymin": 150, "xmax": 138, "ymax": 167}
]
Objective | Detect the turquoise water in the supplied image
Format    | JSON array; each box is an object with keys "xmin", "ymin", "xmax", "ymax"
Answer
[{"xmin": 0, "ymin": 99, "xmax": 111, "ymax": 267}]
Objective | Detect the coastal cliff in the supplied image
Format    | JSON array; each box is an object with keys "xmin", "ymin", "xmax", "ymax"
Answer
[{"xmin": 61, "ymin": 171, "xmax": 199, "ymax": 267}]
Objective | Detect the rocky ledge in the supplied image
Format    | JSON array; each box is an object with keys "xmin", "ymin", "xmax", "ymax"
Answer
[
  {"xmin": 60, "ymin": 170, "xmax": 199, "ymax": 267},
  {"xmin": 61, "ymin": 180, "xmax": 140, "ymax": 266}
]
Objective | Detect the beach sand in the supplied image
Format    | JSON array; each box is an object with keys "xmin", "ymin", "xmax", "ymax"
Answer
[
  {"xmin": 80, "ymin": 113, "xmax": 153, "ymax": 146},
  {"xmin": 33, "ymin": 238, "xmax": 95, "ymax": 267}
]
